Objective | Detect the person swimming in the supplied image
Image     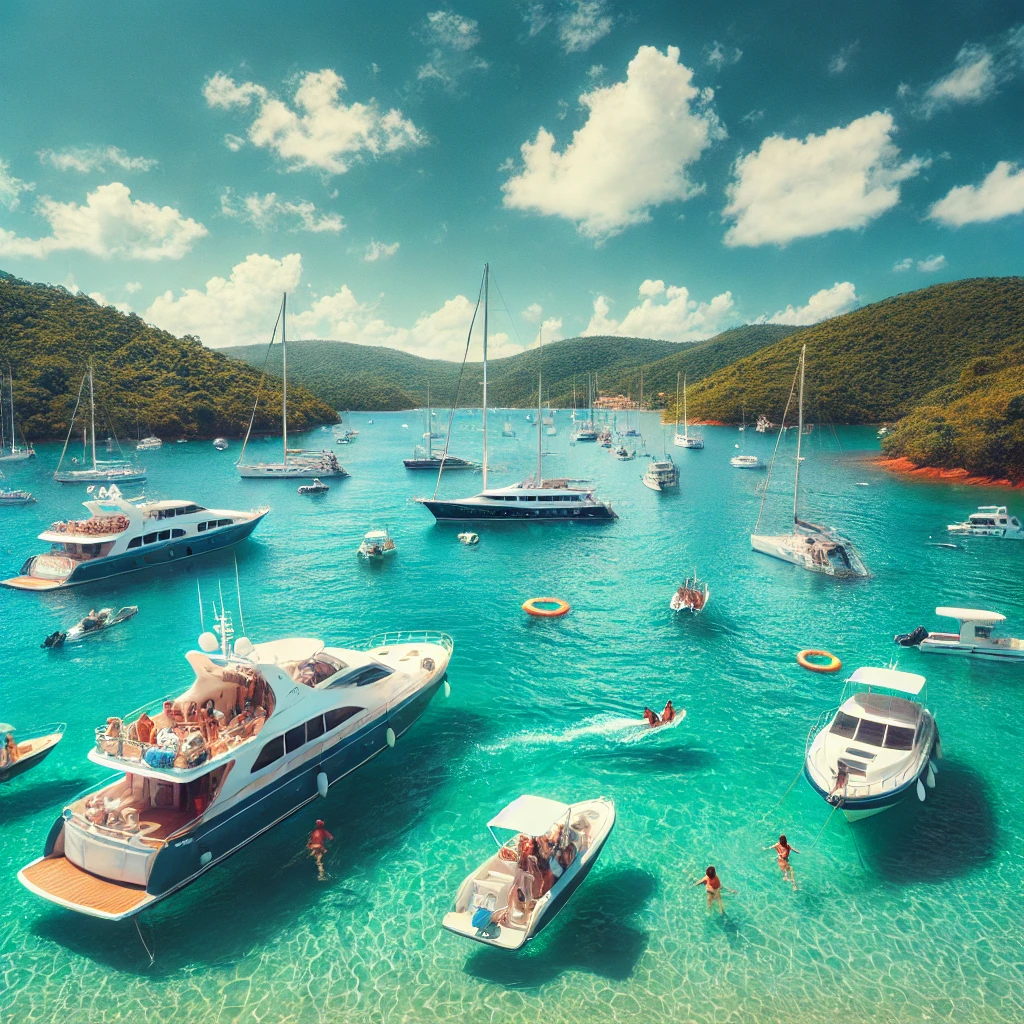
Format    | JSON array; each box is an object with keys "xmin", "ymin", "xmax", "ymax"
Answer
[
  {"xmin": 765, "ymin": 834, "xmax": 800, "ymax": 890},
  {"xmin": 693, "ymin": 865, "xmax": 734, "ymax": 915},
  {"xmin": 307, "ymin": 819, "xmax": 334, "ymax": 880}
]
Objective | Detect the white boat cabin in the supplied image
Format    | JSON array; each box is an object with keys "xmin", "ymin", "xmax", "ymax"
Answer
[{"xmin": 919, "ymin": 607, "xmax": 1024, "ymax": 659}]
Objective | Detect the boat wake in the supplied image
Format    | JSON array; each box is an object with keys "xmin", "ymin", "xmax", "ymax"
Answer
[{"xmin": 482, "ymin": 711, "xmax": 686, "ymax": 752}]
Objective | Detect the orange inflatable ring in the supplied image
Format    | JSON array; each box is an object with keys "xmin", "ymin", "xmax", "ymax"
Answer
[
  {"xmin": 523, "ymin": 597, "xmax": 571, "ymax": 618},
  {"xmin": 797, "ymin": 649, "xmax": 842, "ymax": 673}
]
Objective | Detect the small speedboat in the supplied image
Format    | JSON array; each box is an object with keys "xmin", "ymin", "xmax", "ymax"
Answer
[
  {"xmin": 442, "ymin": 794, "xmax": 615, "ymax": 950},
  {"xmin": 1, "ymin": 722, "xmax": 66, "ymax": 783},
  {"xmin": 136, "ymin": 436, "xmax": 163, "ymax": 451},
  {"xmin": 730, "ymin": 454, "xmax": 761, "ymax": 469},
  {"xmin": 43, "ymin": 606, "xmax": 139, "ymax": 648},
  {"xmin": 642, "ymin": 457, "xmax": 679, "ymax": 491},
  {"xmin": 1, "ymin": 487, "xmax": 35, "ymax": 506},
  {"xmin": 458, "ymin": 532, "xmax": 479, "ymax": 545},
  {"xmin": 804, "ymin": 667, "xmax": 940, "ymax": 820},
  {"xmin": 213, "ymin": 438, "xmax": 229, "ymax": 451},
  {"xmin": 947, "ymin": 506, "xmax": 1024, "ymax": 540},
  {"xmin": 298, "ymin": 478, "xmax": 329, "ymax": 495},
  {"xmin": 670, "ymin": 573, "xmax": 709, "ymax": 614},
  {"xmin": 613, "ymin": 445, "xmax": 636, "ymax": 461},
  {"xmin": 357, "ymin": 528, "xmax": 396, "ymax": 559},
  {"xmin": 896, "ymin": 607, "xmax": 1024, "ymax": 661}
]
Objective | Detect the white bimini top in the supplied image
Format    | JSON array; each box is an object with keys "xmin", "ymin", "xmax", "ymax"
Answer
[{"xmin": 488, "ymin": 795, "xmax": 570, "ymax": 837}]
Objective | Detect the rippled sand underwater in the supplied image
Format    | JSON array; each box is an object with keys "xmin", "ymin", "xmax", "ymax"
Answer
[{"xmin": 1, "ymin": 414, "xmax": 1022, "ymax": 1023}]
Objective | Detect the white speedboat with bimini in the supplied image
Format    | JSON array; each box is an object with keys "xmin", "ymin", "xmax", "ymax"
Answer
[
  {"xmin": 804, "ymin": 667, "xmax": 940, "ymax": 820},
  {"xmin": 442, "ymin": 794, "xmax": 615, "ymax": 950},
  {"xmin": 896, "ymin": 607, "xmax": 1024, "ymax": 660}
]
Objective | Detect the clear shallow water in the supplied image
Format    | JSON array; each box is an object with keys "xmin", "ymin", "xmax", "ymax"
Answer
[{"xmin": 1, "ymin": 414, "xmax": 1022, "ymax": 1024}]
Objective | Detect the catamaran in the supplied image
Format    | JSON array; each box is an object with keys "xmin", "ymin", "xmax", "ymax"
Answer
[
  {"xmin": 54, "ymin": 363, "xmax": 146, "ymax": 485},
  {"xmin": 672, "ymin": 373, "xmax": 703, "ymax": 449},
  {"xmin": 418, "ymin": 267, "xmax": 616, "ymax": 524},
  {"xmin": 18, "ymin": 612, "xmax": 452, "ymax": 919},
  {"xmin": 0, "ymin": 370, "xmax": 35, "ymax": 461},
  {"xmin": 237, "ymin": 294, "xmax": 348, "ymax": 480},
  {"xmin": 751, "ymin": 345, "xmax": 868, "ymax": 578}
]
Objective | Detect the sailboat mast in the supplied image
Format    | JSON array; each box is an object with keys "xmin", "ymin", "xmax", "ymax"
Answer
[
  {"xmin": 282, "ymin": 293, "xmax": 288, "ymax": 466},
  {"xmin": 683, "ymin": 374, "xmax": 688, "ymax": 440},
  {"xmin": 88, "ymin": 360, "xmax": 97, "ymax": 471},
  {"xmin": 675, "ymin": 372, "xmax": 681, "ymax": 434},
  {"xmin": 639, "ymin": 368, "xmax": 643, "ymax": 413},
  {"xmin": 793, "ymin": 344, "xmax": 806, "ymax": 524},
  {"xmin": 482, "ymin": 263, "xmax": 489, "ymax": 491},
  {"xmin": 426, "ymin": 383, "xmax": 432, "ymax": 459},
  {"xmin": 536, "ymin": 332, "xmax": 543, "ymax": 485}
]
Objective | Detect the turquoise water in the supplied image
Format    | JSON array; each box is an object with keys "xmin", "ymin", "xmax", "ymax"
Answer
[{"xmin": 1, "ymin": 413, "xmax": 1022, "ymax": 1024}]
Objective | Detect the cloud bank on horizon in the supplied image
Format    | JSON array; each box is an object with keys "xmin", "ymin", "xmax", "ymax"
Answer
[{"xmin": 0, "ymin": 3, "xmax": 1021, "ymax": 357}]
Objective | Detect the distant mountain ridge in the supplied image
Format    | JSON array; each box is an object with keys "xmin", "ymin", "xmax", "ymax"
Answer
[{"xmin": 223, "ymin": 324, "xmax": 801, "ymax": 411}]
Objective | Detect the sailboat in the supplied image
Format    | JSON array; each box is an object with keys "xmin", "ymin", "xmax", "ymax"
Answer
[
  {"xmin": 572, "ymin": 375, "xmax": 598, "ymax": 442},
  {"xmin": 672, "ymin": 373, "xmax": 703, "ymax": 450},
  {"xmin": 418, "ymin": 266, "xmax": 616, "ymax": 523},
  {"xmin": 751, "ymin": 345, "xmax": 868, "ymax": 577},
  {"xmin": 404, "ymin": 384, "xmax": 475, "ymax": 470},
  {"xmin": 0, "ymin": 370, "xmax": 35, "ymax": 461},
  {"xmin": 53, "ymin": 363, "xmax": 146, "ymax": 485},
  {"xmin": 237, "ymin": 294, "xmax": 348, "ymax": 480}
]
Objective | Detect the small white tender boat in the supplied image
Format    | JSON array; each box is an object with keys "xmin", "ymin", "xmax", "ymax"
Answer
[
  {"xmin": 804, "ymin": 667, "xmax": 940, "ymax": 821},
  {"xmin": 457, "ymin": 532, "xmax": 479, "ymax": 545},
  {"xmin": 213, "ymin": 438, "xmax": 229, "ymax": 451},
  {"xmin": 1, "ymin": 722, "xmax": 66, "ymax": 784},
  {"xmin": 947, "ymin": 506, "xmax": 1024, "ymax": 540},
  {"xmin": 898, "ymin": 607, "xmax": 1024, "ymax": 661},
  {"xmin": 730, "ymin": 454, "xmax": 761, "ymax": 469},
  {"xmin": 358, "ymin": 528, "xmax": 396, "ymax": 559},
  {"xmin": 297, "ymin": 478, "xmax": 329, "ymax": 495},
  {"xmin": 442, "ymin": 794, "xmax": 615, "ymax": 950}
]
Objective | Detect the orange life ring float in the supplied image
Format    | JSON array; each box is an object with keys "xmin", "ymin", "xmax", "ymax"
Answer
[
  {"xmin": 522, "ymin": 597, "xmax": 571, "ymax": 618},
  {"xmin": 797, "ymin": 649, "xmax": 842, "ymax": 673}
]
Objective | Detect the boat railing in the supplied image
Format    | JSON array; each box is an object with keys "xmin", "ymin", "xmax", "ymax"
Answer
[{"xmin": 362, "ymin": 631, "xmax": 454, "ymax": 655}]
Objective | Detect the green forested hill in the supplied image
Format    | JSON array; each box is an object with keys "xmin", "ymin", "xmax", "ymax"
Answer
[
  {"xmin": 223, "ymin": 324, "xmax": 797, "ymax": 411},
  {"xmin": 0, "ymin": 273, "xmax": 337, "ymax": 440}
]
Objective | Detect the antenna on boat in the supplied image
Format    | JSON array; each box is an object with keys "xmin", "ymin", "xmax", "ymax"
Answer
[
  {"xmin": 234, "ymin": 554, "xmax": 246, "ymax": 636},
  {"xmin": 197, "ymin": 579, "xmax": 205, "ymax": 632}
]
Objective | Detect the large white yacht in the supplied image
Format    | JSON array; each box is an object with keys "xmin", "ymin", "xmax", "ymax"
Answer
[
  {"xmin": 1, "ymin": 485, "xmax": 268, "ymax": 591},
  {"xmin": 642, "ymin": 455, "xmax": 679, "ymax": 491},
  {"xmin": 751, "ymin": 345, "xmax": 868, "ymax": 578},
  {"xmin": 419, "ymin": 267, "xmax": 616, "ymax": 524},
  {"xmin": 947, "ymin": 506, "xmax": 1024, "ymax": 540},
  {"xmin": 804, "ymin": 667, "xmax": 940, "ymax": 820},
  {"xmin": 19, "ymin": 621, "xmax": 452, "ymax": 920}
]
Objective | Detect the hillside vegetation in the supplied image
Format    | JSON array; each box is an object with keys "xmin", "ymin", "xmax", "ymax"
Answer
[
  {"xmin": 224, "ymin": 324, "xmax": 797, "ymax": 411},
  {"xmin": 0, "ymin": 272, "xmax": 337, "ymax": 440}
]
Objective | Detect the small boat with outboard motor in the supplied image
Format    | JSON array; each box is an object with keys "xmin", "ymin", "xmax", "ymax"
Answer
[
  {"xmin": 458, "ymin": 532, "xmax": 479, "ymax": 545},
  {"xmin": 18, "ymin": 609, "xmax": 453, "ymax": 919},
  {"xmin": 670, "ymin": 572, "xmax": 709, "ymax": 614},
  {"xmin": 357, "ymin": 528, "xmax": 397, "ymax": 559},
  {"xmin": 947, "ymin": 506, "xmax": 1024, "ymax": 540},
  {"xmin": 442, "ymin": 794, "xmax": 615, "ymax": 950},
  {"xmin": 297, "ymin": 478, "xmax": 329, "ymax": 495},
  {"xmin": 896, "ymin": 607, "xmax": 1024, "ymax": 661},
  {"xmin": 1, "ymin": 722, "xmax": 66, "ymax": 784},
  {"xmin": 43, "ymin": 605, "xmax": 138, "ymax": 648},
  {"xmin": 804, "ymin": 667, "xmax": 940, "ymax": 820}
]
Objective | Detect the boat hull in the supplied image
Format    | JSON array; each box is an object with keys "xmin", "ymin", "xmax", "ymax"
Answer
[
  {"xmin": 918, "ymin": 641, "xmax": 1024, "ymax": 660},
  {"xmin": 0, "ymin": 738, "xmax": 61, "ymax": 784},
  {"xmin": 419, "ymin": 499, "xmax": 616, "ymax": 522},
  {"xmin": 751, "ymin": 532, "xmax": 868, "ymax": 578},
  {"xmin": 237, "ymin": 464, "xmax": 348, "ymax": 479},
  {"xmin": 403, "ymin": 458, "xmax": 475, "ymax": 471},
  {"xmin": 54, "ymin": 470, "xmax": 146, "ymax": 485}
]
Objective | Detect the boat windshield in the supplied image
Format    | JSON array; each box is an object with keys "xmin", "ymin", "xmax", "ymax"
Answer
[{"xmin": 830, "ymin": 713, "xmax": 917, "ymax": 750}]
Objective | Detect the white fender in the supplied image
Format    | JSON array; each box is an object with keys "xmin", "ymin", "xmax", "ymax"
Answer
[
  {"xmin": 916, "ymin": 779, "xmax": 926, "ymax": 802},
  {"xmin": 386, "ymin": 727, "xmax": 396, "ymax": 748},
  {"xmin": 200, "ymin": 851, "xmax": 212, "ymax": 866},
  {"xmin": 444, "ymin": 679, "xmax": 451, "ymax": 698},
  {"xmin": 316, "ymin": 772, "xmax": 328, "ymax": 798},
  {"xmin": 926, "ymin": 764, "xmax": 936, "ymax": 789}
]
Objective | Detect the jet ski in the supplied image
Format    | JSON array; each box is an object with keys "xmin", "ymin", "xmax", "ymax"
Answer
[{"xmin": 42, "ymin": 606, "xmax": 138, "ymax": 648}]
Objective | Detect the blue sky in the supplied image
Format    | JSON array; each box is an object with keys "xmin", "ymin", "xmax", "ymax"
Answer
[{"xmin": 1, "ymin": 1, "xmax": 1022, "ymax": 359}]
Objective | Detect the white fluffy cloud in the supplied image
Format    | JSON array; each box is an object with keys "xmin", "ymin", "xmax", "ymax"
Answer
[
  {"xmin": 502, "ymin": 45, "xmax": 724, "ymax": 239},
  {"xmin": 362, "ymin": 239, "xmax": 400, "ymax": 262},
  {"xmin": 0, "ymin": 182, "xmax": 206, "ymax": 260},
  {"xmin": 917, "ymin": 254, "xmax": 947, "ymax": 273},
  {"xmin": 417, "ymin": 10, "xmax": 488, "ymax": 89},
  {"xmin": 0, "ymin": 157, "xmax": 33, "ymax": 209},
  {"xmin": 765, "ymin": 282, "xmax": 858, "ymax": 325},
  {"xmin": 723, "ymin": 112, "xmax": 924, "ymax": 247},
  {"xmin": 828, "ymin": 41, "xmax": 859, "ymax": 75},
  {"xmin": 583, "ymin": 279, "xmax": 736, "ymax": 341},
  {"xmin": 928, "ymin": 161, "xmax": 1024, "ymax": 226},
  {"xmin": 144, "ymin": 253, "xmax": 520, "ymax": 359},
  {"xmin": 38, "ymin": 146, "xmax": 157, "ymax": 173},
  {"xmin": 204, "ymin": 69, "xmax": 424, "ymax": 174},
  {"xmin": 522, "ymin": 1, "xmax": 612, "ymax": 53},
  {"xmin": 220, "ymin": 189, "xmax": 344, "ymax": 233},
  {"xmin": 704, "ymin": 41, "xmax": 742, "ymax": 69}
]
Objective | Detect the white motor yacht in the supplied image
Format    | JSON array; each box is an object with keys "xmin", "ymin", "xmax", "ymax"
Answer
[
  {"xmin": 136, "ymin": 436, "xmax": 163, "ymax": 451},
  {"xmin": 2, "ymin": 485, "xmax": 268, "ymax": 591},
  {"xmin": 19, "ymin": 621, "xmax": 452, "ymax": 919},
  {"xmin": 897, "ymin": 607, "xmax": 1024, "ymax": 660},
  {"xmin": 947, "ymin": 506, "xmax": 1024, "ymax": 540},
  {"xmin": 442, "ymin": 794, "xmax": 615, "ymax": 950},
  {"xmin": 730, "ymin": 454, "xmax": 761, "ymax": 469},
  {"xmin": 804, "ymin": 667, "xmax": 940, "ymax": 820},
  {"xmin": 642, "ymin": 456, "xmax": 679, "ymax": 491}
]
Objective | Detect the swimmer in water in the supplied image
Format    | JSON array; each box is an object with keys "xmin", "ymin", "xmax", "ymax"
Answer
[
  {"xmin": 765, "ymin": 834, "xmax": 800, "ymax": 890},
  {"xmin": 307, "ymin": 819, "xmax": 334, "ymax": 881},
  {"xmin": 693, "ymin": 865, "xmax": 734, "ymax": 915}
]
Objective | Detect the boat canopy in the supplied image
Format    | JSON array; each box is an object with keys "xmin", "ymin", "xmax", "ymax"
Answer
[
  {"xmin": 249, "ymin": 637, "xmax": 324, "ymax": 665},
  {"xmin": 487, "ymin": 795, "xmax": 570, "ymax": 838},
  {"xmin": 935, "ymin": 607, "xmax": 1006, "ymax": 624},
  {"xmin": 849, "ymin": 666, "xmax": 926, "ymax": 696}
]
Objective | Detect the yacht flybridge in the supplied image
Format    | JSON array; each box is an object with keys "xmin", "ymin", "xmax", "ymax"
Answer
[
  {"xmin": 1, "ymin": 485, "xmax": 268, "ymax": 591},
  {"xmin": 418, "ymin": 266, "xmax": 616, "ymax": 524},
  {"xmin": 804, "ymin": 667, "xmax": 940, "ymax": 820},
  {"xmin": 897, "ymin": 607, "xmax": 1024, "ymax": 660},
  {"xmin": 947, "ymin": 506, "xmax": 1024, "ymax": 540},
  {"xmin": 672, "ymin": 373, "xmax": 703, "ymax": 450},
  {"xmin": 237, "ymin": 294, "xmax": 348, "ymax": 481},
  {"xmin": 19, "ymin": 620, "xmax": 453, "ymax": 920},
  {"xmin": 442, "ymin": 794, "xmax": 615, "ymax": 949},
  {"xmin": 751, "ymin": 345, "xmax": 868, "ymax": 578}
]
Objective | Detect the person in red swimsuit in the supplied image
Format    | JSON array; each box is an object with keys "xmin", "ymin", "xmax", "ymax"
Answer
[
  {"xmin": 766, "ymin": 834, "xmax": 800, "ymax": 889},
  {"xmin": 693, "ymin": 865, "xmax": 734, "ymax": 914},
  {"xmin": 308, "ymin": 819, "xmax": 334, "ymax": 880}
]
